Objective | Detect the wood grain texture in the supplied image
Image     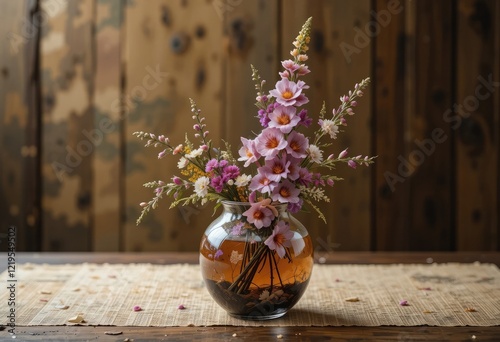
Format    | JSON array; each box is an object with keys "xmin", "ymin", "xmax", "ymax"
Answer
[
  {"xmin": 223, "ymin": 0, "xmax": 279, "ymax": 149},
  {"xmin": 40, "ymin": 0, "xmax": 95, "ymax": 251},
  {"xmin": 409, "ymin": 0, "xmax": 453, "ymax": 250},
  {"xmin": 123, "ymin": 0, "xmax": 224, "ymax": 251},
  {"xmin": 281, "ymin": 0, "xmax": 373, "ymax": 251},
  {"xmin": 4, "ymin": 326, "xmax": 500, "ymax": 342},
  {"xmin": 92, "ymin": 0, "xmax": 123, "ymax": 251},
  {"xmin": 456, "ymin": 0, "xmax": 499, "ymax": 251},
  {"xmin": 373, "ymin": 0, "xmax": 410, "ymax": 250},
  {"xmin": 0, "ymin": 0, "xmax": 40, "ymax": 250}
]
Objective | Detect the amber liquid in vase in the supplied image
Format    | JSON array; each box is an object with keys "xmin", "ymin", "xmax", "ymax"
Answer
[{"xmin": 200, "ymin": 234, "xmax": 314, "ymax": 319}]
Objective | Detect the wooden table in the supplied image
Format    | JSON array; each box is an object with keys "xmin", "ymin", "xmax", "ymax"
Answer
[{"xmin": 1, "ymin": 252, "xmax": 499, "ymax": 341}]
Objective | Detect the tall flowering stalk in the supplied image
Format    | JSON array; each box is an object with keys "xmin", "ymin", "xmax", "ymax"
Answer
[{"xmin": 134, "ymin": 17, "xmax": 374, "ymax": 296}]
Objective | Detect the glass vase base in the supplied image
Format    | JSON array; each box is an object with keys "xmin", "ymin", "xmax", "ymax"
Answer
[{"xmin": 229, "ymin": 309, "xmax": 288, "ymax": 321}]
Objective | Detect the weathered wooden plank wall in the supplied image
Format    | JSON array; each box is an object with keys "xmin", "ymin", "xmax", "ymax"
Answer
[
  {"xmin": 0, "ymin": 0, "xmax": 41, "ymax": 251},
  {"xmin": 0, "ymin": 0, "xmax": 499, "ymax": 252}
]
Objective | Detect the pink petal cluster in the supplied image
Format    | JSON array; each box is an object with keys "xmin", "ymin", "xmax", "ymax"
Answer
[
  {"xmin": 264, "ymin": 221, "xmax": 294, "ymax": 258},
  {"xmin": 242, "ymin": 198, "xmax": 277, "ymax": 229}
]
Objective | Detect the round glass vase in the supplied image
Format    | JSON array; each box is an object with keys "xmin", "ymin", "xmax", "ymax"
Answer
[{"xmin": 199, "ymin": 201, "xmax": 314, "ymax": 320}]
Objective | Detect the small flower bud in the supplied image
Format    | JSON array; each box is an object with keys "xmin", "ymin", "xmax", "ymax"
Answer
[
  {"xmin": 193, "ymin": 124, "xmax": 201, "ymax": 131},
  {"xmin": 173, "ymin": 144, "xmax": 183, "ymax": 155},
  {"xmin": 203, "ymin": 131, "xmax": 209, "ymax": 137},
  {"xmin": 348, "ymin": 160, "xmax": 357, "ymax": 169},
  {"xmin": 173, "ymin": 176, "xmax": 182, "ymax": 185},
  {"xmin": 158, "ymin": 135, "xmax": 165, "ymax": 142},
  {"xmin": 200, "ymin": 144, "xmax": 208, "ymax": 151},
  {"xmin": 351, "ymin": 101, "xmax": 358, "ymax": 107},
  {"xmin": 340, "ymin": 118, "xmax": 347, "ymax": 126},
  {"xmin": 149, "ymin": 133, "xmax": 156, "ymax": 140},
  {"xmin": 327, "ymin": 154, "xmax": 335, "ymax": 160},
  {"xmin": 339, "ymin": 148, "xmax": 348, "ymax": 159},
  {"xmin": 139, "ymin": 202, "xmax": 148, "ymax": 207},
  {"xmin": 327, "ymin": 179, "xmax": 334, "ymax": 186},
  {"xmin": 195, "ymin": 133, "xmax": 201, "ymax": 138},
  {"xmin": 356, "ymin": 90, "xmax": 364, "ymax": 97},
  {"xmin": 158, "ymin": 150, "xmax": 166, "ymax": 159},
  {"xmin": 298, "ymin": 54, "xmax": 308, "ymax": 62},
  {"xmin": 279, "ymin": 70, "xmax": 290, "ymax": 78},
  {"xmin": 158, "ymin": 180, "xmax": 165, "ymax": 186}
]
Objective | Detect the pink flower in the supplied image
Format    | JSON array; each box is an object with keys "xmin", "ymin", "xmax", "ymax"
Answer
[
  {"xmin": 259, "ymin": 156, "xmax": 290, "ymax": 182},
  {"xmin": 255, "ymin": 127, "xmax": 287, "ymax": 160},
  {"xmin": 211, "ymin": 176, "xmax": 224, "ymax": 193},
  {"xmin": 297, "ymin": 167, "xmax": 312, "ymax": 186},
  {"xmin": 297, "ymin": 64, "xmax": 310, "ymax": 76},
  {"xmin": 242, "ymin": 200, "xmax": 276, "ymax": 229},
  {"xmin": 287, "ymin": 198, "xmax": 303, "ymax": 214},
  {"xmin": 264, "ymin": 221, "xmax": 294, "ymax": 258},
  {"xmin": 286, "ymin": 131, "xmax": 309, "ymax": 159},
  {"xmin": 249, "ymin": 172, "xmax": 275, "ymax": 194},
  {"xmin": 222, "ymin": 165, "xmax": 240, "ymax": 181},
  {"xmin": 238, "ymin": 138, "xmax": 261, "ymax": 167},
  {"xmin": 269, "ymin": 78, "xmax": 304, "ymax": 107},
  {"xmin": 298, "ymin": 109, "xmax": 312, "ymax": 127},
  {"xmin": 348, "ymin": 160, "xmax": 357, "ymax": 169},
  {"xmin": 286, "ymin": 157, "xmax": 301, "ymax": 181},
  {"xmin": 172, "ymin": 176, "xmax": 182, "ymax": 185},
  {"xmin": 271, "ymin": 180, "xmax": 300, "ymax": 203},
  {"xmin": 281, "ymin": 59, "xmax": 300, "ymax": 73},
  {"xmin": 205, "ymin": 159, "xmax": 219, "ymax": 172},
  {"xmin": 268, "ymin": 105, "xmax": 300, "ymax": 133}
]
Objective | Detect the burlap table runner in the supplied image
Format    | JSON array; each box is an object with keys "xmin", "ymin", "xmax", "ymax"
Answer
[{"xmin": 1, "ymin": 263, "xmax": 499, "ymax": 327}]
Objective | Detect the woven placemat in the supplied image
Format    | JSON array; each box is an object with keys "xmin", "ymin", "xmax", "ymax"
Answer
[{"xmin": 1, "ymin": 263, "xmax": 499, "ymax": 327}]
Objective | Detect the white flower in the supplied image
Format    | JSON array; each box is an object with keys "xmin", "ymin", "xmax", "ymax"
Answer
[
  {"xmin": 186, "ymin": 148, "xmax": 203, "ymax": 159},
  {"xmin": 307, "ymin": 144, "xmax": 323, "ymax": 163},
  {"xmin": 320, "ymin": 119, "xmax": 339, "ymax": 139},
  {"xmin": 230, "ymin": 250, "xmax": 243, "ymax": 265},
  {"xmin": 194, "ymin": 176, "xmax": 210, "ymax": 197},
  {"xmin": 235, "ymin": 174, "xmax": 252, "ymax": 187},
  {"xmin": 177, "ymin": 157, "xmax": 189, "ymax": 169}
]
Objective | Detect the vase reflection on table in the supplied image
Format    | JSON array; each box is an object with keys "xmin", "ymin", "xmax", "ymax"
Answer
[{"xmin": 199, "ymin": 201, "xmax": 313, "ymax": 320}]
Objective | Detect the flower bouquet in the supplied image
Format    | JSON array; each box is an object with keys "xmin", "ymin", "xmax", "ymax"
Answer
[{"xmin": 134, "ymin": 17, "xmax": 374, "ymax": 320}]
